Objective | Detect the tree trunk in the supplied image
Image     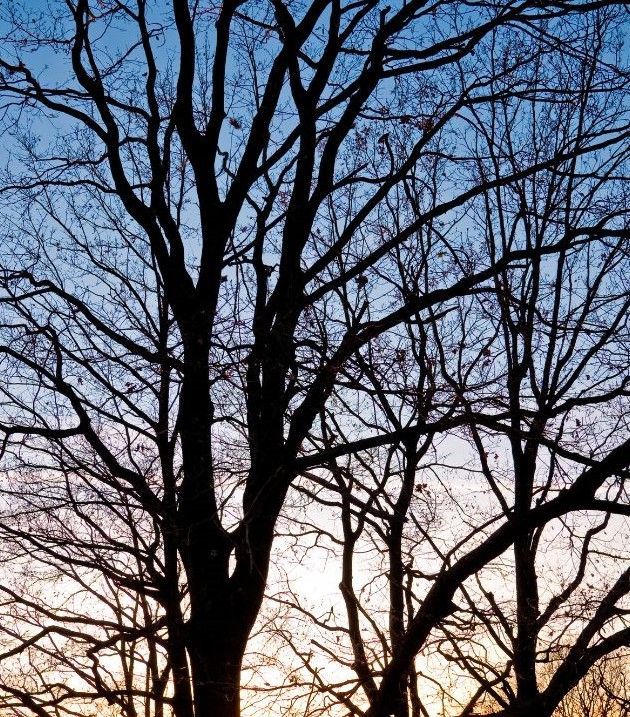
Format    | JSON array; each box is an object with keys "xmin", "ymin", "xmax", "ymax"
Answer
[{"xmin": 189, "ymin": 635, "xmax": 244, "ymax": 717}]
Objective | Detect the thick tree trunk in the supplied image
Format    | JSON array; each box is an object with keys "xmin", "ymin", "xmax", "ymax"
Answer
[
  {"xmin": 513, "ymin": 536, "xmax": 539, "ymax": 701},
  {"xmin": 177, "ymin": 322, "xmax": 247, "ymax": 717},
  {"xmin": 512, "ymin": 446, "xmax": 540, "ymax": 705},
  {"xmin": 188, "ymin": 627, "xmax": 244, "ymax": 717},
  {"xmin": 387, "ymin": 440, "xmax": 419, "ymax": 717}
]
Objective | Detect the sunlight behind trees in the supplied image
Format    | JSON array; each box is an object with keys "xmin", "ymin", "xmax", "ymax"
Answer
[{"xmin": 0, "ymin": 2, "xmax": 628, "ymax": 717}]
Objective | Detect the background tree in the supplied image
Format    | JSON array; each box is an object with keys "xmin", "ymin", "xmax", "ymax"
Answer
[
  {"xmin": 235, "ymin": 10, "xmax": 630, "ymax": 716},
  {"xmin": 554, "ymin": 655, "xmax": 630, "ymax": 717}
]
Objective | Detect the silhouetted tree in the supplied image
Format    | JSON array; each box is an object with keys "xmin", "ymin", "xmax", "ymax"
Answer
[{"xmin": 0, "ymin": 2, "xmax": 628, "ymax": 717}]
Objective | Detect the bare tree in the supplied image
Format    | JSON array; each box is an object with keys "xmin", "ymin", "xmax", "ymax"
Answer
[
  {"xmin": 554, "ymin": 654, "xmax": 630, "ymax": 717},
  {"xmin": 0, "ymin": 2, "xmax": 628, "ymax": 717},
  {"xmin": 239, "ymin": 12, "xmax": 630, "ymax": 716}
]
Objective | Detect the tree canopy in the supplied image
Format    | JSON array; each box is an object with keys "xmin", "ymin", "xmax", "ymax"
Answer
[{"xmin": 0, "ymin": 2, "xmax": 629, "ymax": 717}]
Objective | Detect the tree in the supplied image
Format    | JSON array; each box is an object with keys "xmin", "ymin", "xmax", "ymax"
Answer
[
  {"xmin": 245, "ymin": 19, "xmax": 630, "ymax": 714},
  {"xmin": 554, "ymin": 654, "xmax": 630, "ymax": 717},
  {"xmin": 0, "ymin": 2, "xmax": 628, "ymax": 717}
]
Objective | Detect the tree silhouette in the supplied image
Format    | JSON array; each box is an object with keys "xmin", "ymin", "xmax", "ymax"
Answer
[{"xmin": 0, "ymin": 2, "xmax": 628, "ymax": 717}]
